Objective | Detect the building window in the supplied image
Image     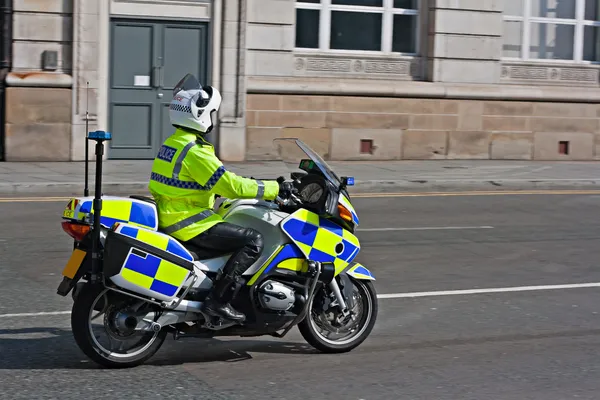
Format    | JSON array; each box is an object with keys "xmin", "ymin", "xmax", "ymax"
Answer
[
  {"xmin": 295, "ymin": 0, "xmax": 420, "ymax": 55},
  {"xmin": 503, "ymin": 0, "xmax": 600, "ymax": 62}
]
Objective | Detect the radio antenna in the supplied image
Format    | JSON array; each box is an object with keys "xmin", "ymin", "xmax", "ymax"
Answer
[{"xmin": 83, "ymin": 81, "xmax": 90, "ymax": 197}]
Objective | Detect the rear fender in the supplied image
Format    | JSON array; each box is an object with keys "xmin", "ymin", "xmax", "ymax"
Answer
[
  {"xmin": 57, "ymin": 249, "xmax": 92, "ymax": 297},
  {"xmin": 56, "ymin": 228, "xmax": 106, "ymax": 297},
  {"xmin": 342, "ymin": 262, "xmax": 375, "ymax": 281}
]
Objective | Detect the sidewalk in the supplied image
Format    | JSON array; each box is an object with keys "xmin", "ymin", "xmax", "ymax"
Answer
[{"xmin": 1, "ymin": 159, "xmax": 600, "ymax": 196}]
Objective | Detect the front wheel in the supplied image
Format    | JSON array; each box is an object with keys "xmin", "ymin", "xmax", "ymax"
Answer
[
  {"xmin": 298, "ymin": 277, "xmax": 378, "ymax": 353},
  {"xmin": 71, "ymin": 283, "xmax": 167, "ymax": 368}
]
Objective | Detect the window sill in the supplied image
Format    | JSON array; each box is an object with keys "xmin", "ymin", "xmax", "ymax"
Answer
[
  {"xmin": 295, "ymin": 48, "xmax": 419, "ymax": 58},
  {"xmin": 292, "ymin": 51, "xmax": 423, "ymax": 81},
  {"xmin": 500, "ymin": 61, "xmax": 600, "ymax": 87},
  {"xmin": 5, "ymin": 72, "xmax": 73, "ymax": 88},
  {"xmin": 247, "ymin": 75, "xmax": 600, "ymax": 103}
]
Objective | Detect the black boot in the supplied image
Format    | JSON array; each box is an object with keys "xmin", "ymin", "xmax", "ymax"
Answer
[
  {"xmin": 203, "ymin": 298, "xmax": 246, "ymax": 322},
  {"xmin": 203, "ymin": 274, "xmax": 246, "ymax": 323}
]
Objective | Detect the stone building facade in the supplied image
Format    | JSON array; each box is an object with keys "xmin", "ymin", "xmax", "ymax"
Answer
[{"xmin": 3, "ymin": 0, "xmax": 600, "ymax": 161}]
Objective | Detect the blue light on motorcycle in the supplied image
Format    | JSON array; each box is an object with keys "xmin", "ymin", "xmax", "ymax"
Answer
[
  {"xmin": 88, "ymin": 130, "xmax": 112, "ymax": 140},
  {"xmin": 346, "ymin": 177, "xmax": 355, "ymax": 186}
]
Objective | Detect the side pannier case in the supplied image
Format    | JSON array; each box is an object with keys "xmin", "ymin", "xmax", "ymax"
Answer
[
  {"xmin": 62, "ymin": 195, "xmax": 159, "ymax": 231},
  {"xmin": 104, "ymin": 223, "xmax": 195, "ymax": 302}
]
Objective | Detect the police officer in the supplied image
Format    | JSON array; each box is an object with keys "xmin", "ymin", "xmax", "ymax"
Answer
[{"xmin": 149, "ymin": 74, "xmax": 282, "ymax": 323}]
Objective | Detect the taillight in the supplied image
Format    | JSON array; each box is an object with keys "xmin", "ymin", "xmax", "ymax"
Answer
[{"xmin": 62, "ymin": 221, "xmax": 91, "ymax": 241}]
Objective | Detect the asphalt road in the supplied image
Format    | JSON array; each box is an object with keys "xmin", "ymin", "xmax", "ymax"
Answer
[{"xmin": 2, "ymin": 192, "xmax": 600, "ymax": 399}]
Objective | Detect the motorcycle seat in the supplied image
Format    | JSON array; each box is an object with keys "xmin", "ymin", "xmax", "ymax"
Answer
[
  {"xmin": 130, "ymin": 195, "xmax": 156, "ymax": 206},
  {"xmin": 129, "ymin": 196, "xmax": 229, "ymax": 261}
]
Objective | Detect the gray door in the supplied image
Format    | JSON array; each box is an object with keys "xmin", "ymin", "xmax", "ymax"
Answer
[{"xmin": 109, "ymin": 19, "xmax": 210, "ymax": 159}]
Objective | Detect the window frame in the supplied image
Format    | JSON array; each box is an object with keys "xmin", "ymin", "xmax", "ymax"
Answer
[
  {"xmin": 503, "ymin": 0, "xmax": 600, "ymax": 64},
  {"xmin": 294, "ymin": 0, "xmax": 421, "ymax": 56}
]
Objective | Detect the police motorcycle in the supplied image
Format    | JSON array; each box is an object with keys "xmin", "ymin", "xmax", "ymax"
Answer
[{"xmin": 57, "ymin": 129, "xmax": 378, "ymax": 368}]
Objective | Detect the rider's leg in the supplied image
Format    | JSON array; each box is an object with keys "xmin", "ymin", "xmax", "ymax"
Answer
[{"xmin": 185, "ymin": 222, "xmax": 264, "ymax": 322}]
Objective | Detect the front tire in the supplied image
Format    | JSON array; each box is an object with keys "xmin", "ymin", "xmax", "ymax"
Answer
[
  {"xmin": 298, "ymin": 277, "xmax": 378, "ymax": 353},
  {"xmin": 71, "ymin": 283, "xmax": 167, "ymax": 368}
]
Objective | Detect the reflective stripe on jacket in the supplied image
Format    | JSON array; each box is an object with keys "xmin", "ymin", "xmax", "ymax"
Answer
[{"xmin": 148, "ymin": 128, "xmax": 279, "ymax": 241}]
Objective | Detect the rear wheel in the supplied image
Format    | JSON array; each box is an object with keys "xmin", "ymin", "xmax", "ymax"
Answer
[
  {"xmin": 298, "ymin": 276, "xmax": 377, "ymax": 353},
  {"xmin": 71, "ymin": 283, "xmax": 167, "ymax": 368}
]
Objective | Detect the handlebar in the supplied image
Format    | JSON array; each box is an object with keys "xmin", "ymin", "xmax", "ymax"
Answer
[{"xmin": 276, "ymin": 179, "xmax": 302, "ymax": 208}]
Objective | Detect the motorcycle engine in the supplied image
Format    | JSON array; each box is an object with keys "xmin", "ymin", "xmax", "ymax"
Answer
[{"xmin": 257, "ymin": 280, "xmax": 296, "ymax": 311}]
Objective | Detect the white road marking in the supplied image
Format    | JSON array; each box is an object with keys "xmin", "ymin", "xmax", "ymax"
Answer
[
  {"xmin": 0, "ymin": 311, "xmax": 71, "ymax": 318},
  {"xmin": 358, "ymin": 226, "xmax": 493, "ymax": 232},
  {"xmin": 1, "ymin": 282, "xmax": 600, "ymax": 319},
  {"xmin": 377, "ymin": 282, "xmax": 600, "ymax": 299}
]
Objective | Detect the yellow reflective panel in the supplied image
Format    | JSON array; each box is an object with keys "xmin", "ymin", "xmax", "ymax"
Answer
[
  {"xmin": 121, "ymin": 268, "xmax": 154, "ymax": 289},
  {"xmin": 154, "ymin": 260, "xmax": 189, "ymax": 287},
  {"xmin": 277, "ymin": 258, "xmax": 307, "ymax": 272},
  {"xmin": 136, "ymin": 229, "xmax": 169, "ymax": 250}
]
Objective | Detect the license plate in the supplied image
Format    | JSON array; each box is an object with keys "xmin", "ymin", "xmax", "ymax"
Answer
[
  {"xmin": 62, "ymin": 248, "xmax": 87, "ymax": 279},
  {"xmin": 63, "ymin": 209, "xmax": 75, "ymax": 219}
]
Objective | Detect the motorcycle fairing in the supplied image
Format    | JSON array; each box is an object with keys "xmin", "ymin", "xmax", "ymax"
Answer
[
  {"xmin": 280, "ymin": 208, "xmax": 360, "ymax": 275},
  {"xmin": 262, "ymin": 244, "xmax": 306, "ymax": 273},
  {"xmin": 339, "ymin": 193, "xmax": 359, "ymax": 226},
  {"xmin": 246, "ymin": 244, "xmax": 306, "ymax": 286},
  {"xmin": 62, "ymin": 196, "xmax": 159, "ymax": 231},
  {"xmin": 345, "ymin": 262, "xmax": 376, "ymax": 281}
]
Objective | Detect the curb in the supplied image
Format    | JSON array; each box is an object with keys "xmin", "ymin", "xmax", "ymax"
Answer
[
  {"xmin": 3, "ymin": 179, "xmax": 600, "ymax": 196},
  {"xmin": 351, "ymin": 179, "xmax": 600, "ymax": 193}
]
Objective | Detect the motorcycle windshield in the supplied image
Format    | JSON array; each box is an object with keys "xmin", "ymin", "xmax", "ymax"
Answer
[
  {"xmin": 273, "ymin": 138, "xmax": 342, "ymax": 189},
  {"xmin": 172, "ymin": 73, "xmax": 202, "ymax": 96}
]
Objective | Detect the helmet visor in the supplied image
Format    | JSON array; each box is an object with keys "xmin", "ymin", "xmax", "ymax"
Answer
[{"xmin": 172, "ymin": 74, "xmax": 202, "ymax": 97}]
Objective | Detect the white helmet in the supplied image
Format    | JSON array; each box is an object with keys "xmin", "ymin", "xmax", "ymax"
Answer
[{"xmin": 169, "ymin": 73, "xmax": 222, "ymax": 134}]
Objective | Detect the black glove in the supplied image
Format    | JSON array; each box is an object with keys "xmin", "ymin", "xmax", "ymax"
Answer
[{"xmin": 279, "ymin": 180, "xmax": 295, "ymax": 199}]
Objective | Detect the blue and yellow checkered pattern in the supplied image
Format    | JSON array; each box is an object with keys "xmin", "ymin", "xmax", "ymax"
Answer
[
  {"xmin": 281, "ymin": 209, "xmax": 361, "ymax": 274},
  {"xmin": 115, "ymin": 224, "xmax": 194, "ymax": 262},
  {"xmin": 78, "ymin": 198, "xmax": 158, "ymax": 230},
  {"xmin": 346, "ymin": 263, "xmax": 376, "ymax": 280},
  {"xmin": 121, "ymin": 249, "xmax": 190, "ymax": 297},
  {"xmin": 114, "ymin": 223, "xmax": 193, "ymax": 298}
]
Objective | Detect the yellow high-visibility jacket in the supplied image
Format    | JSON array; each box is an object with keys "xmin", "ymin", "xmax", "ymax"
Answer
[{"xmin": 148, "ymin": 128, "xmax": 279, "ymax": 241}]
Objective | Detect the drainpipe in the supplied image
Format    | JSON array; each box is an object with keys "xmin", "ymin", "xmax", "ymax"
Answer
[
  {"xmin": 0, "ymin": 0, "xmax": 12, "ymax": 160},
  {"xmin": 0, "ymin": 0, "xmax": 11, "ymax": 71}
]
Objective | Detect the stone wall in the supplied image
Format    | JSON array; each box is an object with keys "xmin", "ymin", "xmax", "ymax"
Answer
[
  {"xmin": 5, "ymin": 87, "xmax": 72, "ymax": 161},
  {"xmin": 428, "ymin": 0, "xmax": 503, "ymax": 83},
  {"xmin": 217, "ymin": 0, "xmax": 248, "ymax": 161},
  {"xmin": 4, "ymin": 0, "xmax": 73, "ymax": 161},
  {"xmin": 246, "ymin": 94, "xmax": 600, "ymax": 161},
  {"xmin": 12, "ymin": 0, "xmax": 73, "ymax": 73}
]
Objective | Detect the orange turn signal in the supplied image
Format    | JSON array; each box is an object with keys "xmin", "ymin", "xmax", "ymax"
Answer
[
  {"xmin": 62, "ymin": 221, "xmax": 91, "ymax": 241},
  {"xmin": 338, "ymin": 204, "xmax": 353, "ymax": 222}
]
